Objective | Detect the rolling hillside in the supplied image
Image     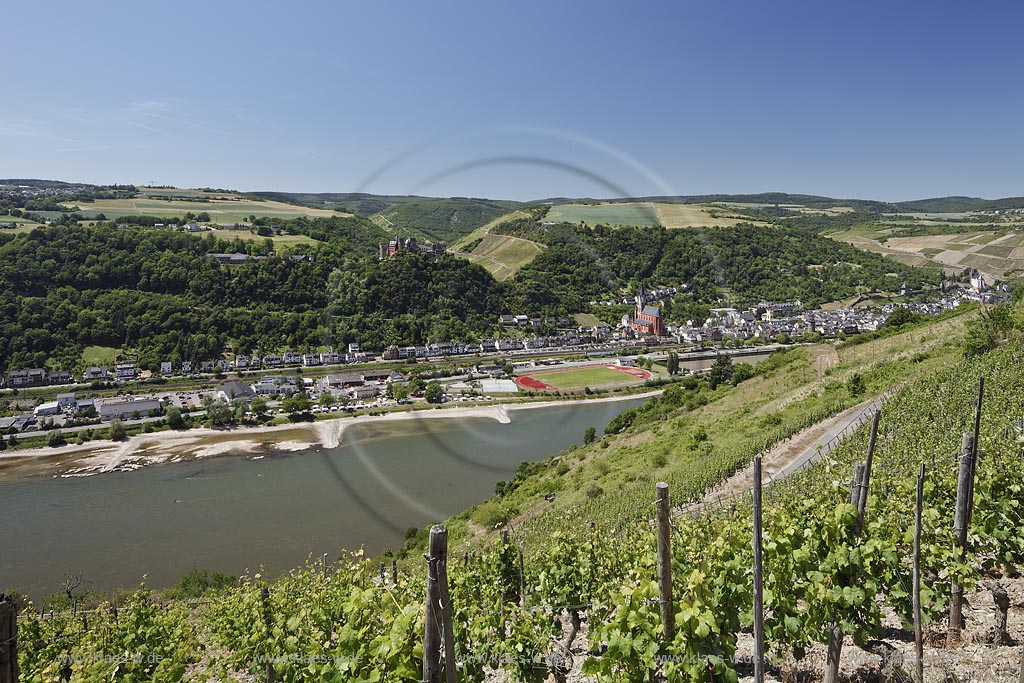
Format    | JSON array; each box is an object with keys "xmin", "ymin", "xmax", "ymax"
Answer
[
  {"xmin": 253, "ymin": 191, "xmax": 524, "ymax": 243},
  {"xmin": 374, "ymin": 197, "xmax": 522, "ymax": 242},
  {"xmin": 452, "ymin": 233, "xmax": 545, "ymax": 281}
]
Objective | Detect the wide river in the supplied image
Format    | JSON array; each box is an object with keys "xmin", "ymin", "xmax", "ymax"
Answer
[{"xmin": 0, "ymin": 397, "xmax": 648, "ymax": 598}]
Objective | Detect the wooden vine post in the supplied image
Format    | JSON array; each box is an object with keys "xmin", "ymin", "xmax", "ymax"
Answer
[
  {"xmin": 752, "ymin": 457, "xmax": 765, "ymax": 683},
  {"xmin": 949, "ymin": 432, "xmax": 976, "ymax": 642},
  {"xmin": 855, "ymin": 411, "xmax": 881, "ymax": 536},
  {"xmin": 655, "ymin": 482, "xmax": 675, "ymax": 641},
  {"xmin": 260, "ymin": 587, "xmax": 275, "ymax": 683},
  {"xmin": 825, "ymin": 455, "xmax": 871, "ymax": 683},
  {"xmin": 967, "ymin": 377, "xmax": 984, "ymax": 528},
  {"xmin": 423, "ymin": 525, "xmax": 456, "ymax": 683},
  {"xmin": 0, "ymin": 593, "xmax": 17, "ymax": 683},
  {"xmin": 913, "ymin": 463, "xmax": 925, "ymax": 683}
]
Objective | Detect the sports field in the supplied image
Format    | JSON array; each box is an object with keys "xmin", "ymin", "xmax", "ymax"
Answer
[{"xmin": 515, "ymin": 364, "xmax": 652, "ymax": 390}]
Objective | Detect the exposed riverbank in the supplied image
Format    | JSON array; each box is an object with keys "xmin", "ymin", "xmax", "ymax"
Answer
[
  {"xmin": 1, "ymin": 396, "xmax": 651, "ymax": 597},
  {"xmin": 0, "ymin": 391, "xmax": 662, "ymax": 479}
]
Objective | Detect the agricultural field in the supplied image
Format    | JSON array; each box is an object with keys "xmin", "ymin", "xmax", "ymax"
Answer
[
  {"xmin": 455, "ymin": 233, "xmax": 544, "ymax": 281},
  {"xmin": 0, "ymin": 217, "xmax": 44, "ymax": 233},
  {"xmin": 544, "ymin": 202, "xmax": 661, "ymax": 226},
  {"xmin": 514, "ymin": 364, "xmax": 651, "ymax": 390},
  {"xmin": 59, "ymin": 190, "xmax": 347, "ymax": 224},
  {"xmin": 544, "ymin": 201, "xmax": 762, "ymax": 228},
  {"xmin": 654, "ymin": 202, "xmax": 764, "ymax": 228},
  {"xmin": 715, "ymin": 201, "xmax": 855, "ymax": 216},
  {"xmin": 834, "ymin": 229, "xmax": 1024, "ymax": 280},
  {"xmin": 205, "ymin": 228, "xmax": 320, "ymax": 250}
]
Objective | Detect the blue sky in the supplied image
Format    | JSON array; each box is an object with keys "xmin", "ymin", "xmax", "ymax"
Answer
[{"xmin": 3, "ymin": 0, "xmax": 1022, "ymax": 201}]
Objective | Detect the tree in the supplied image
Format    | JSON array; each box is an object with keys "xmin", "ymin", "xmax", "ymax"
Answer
[
  {"xmin": 707, "ymin": 354, "xmax": 734, "ymax": 389},
  {"xmin": 424, "ymin": 381, "xmax": 444, "ymax": 404},
  {"xmin": 501, "ymin": 361, "xmax": 515, "ymax": 378},
  {"xmin": 885, "ymin": 306, "xmax": 919, "ymax": 328},
  {"xmin": 250, "ymin": 396, "xmax": 268, "ymax": 416},
  {"xmin": 731, "ymin": 362, "xmax": 755, "ymax": 385},
  {"xmin": 389, "ymin": 383, "xmax": 409, "ymax": 402},
  {"xmin": 166, "ymin": 405, "xmax": 186, "ymax": 429},
  {"xmin": 47, "ymin": 430, "xmax": 66, "ymax": 447},
  {"xmin": 203, "ymin": 397, "xmax": 235, "ymax": 428},
  {"xmin": 847, "ymin": 373, "xmax": 866, "ymax": 397},
  {"xmin": 231, "ymin": 398, "xmax": 248, "ymax": 422},
  {"xmin": 666, "ymin": 350, "xmax": 680, "ymax": 376},
  {"xmin": 583, "ymin": 426, "xmax": 597, "ymax": 445},
  {"xmin": 319, "ymin": 393, "xmax": 336, "ymax": 408},
  {"xmin": 282, "ymin": 393, "xmax": 311, "ymax": 414},
  {"xmin": 108, "ymin": 418, "xmax": 127, "ymax": 441},
  {"xmin": 408, "ymin": 376, "xmax": 426, "ymax": 396}
]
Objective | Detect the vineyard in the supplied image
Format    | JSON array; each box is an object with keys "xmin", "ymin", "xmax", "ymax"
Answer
[{"xmin": 7, "ymin": 332, "xmax": 1024, "ymax": 681}]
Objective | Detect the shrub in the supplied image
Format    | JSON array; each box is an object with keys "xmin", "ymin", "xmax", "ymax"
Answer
[{"xmin": 108, "ymin": 419, "xmax": 127, "ymax": 441}]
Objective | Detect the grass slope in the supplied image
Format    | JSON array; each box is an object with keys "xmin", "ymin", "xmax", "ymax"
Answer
[
  {"xmin": 456, "ymin": 233, "xmax": 545, "ymax": 281},
  {"xmin": 445, "ymin": 309, "xmax": 973, "ymax": 548}
]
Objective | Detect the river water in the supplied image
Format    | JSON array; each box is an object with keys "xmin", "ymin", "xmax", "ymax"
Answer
[{"xmin": 0, "ymin": 398, "xmax": 647, "ymax": 598}]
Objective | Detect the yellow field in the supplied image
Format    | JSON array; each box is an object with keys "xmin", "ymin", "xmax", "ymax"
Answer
[
  {"xmin": 654, "ymin": 203, "xmax": 764, "ymax": 228},
  {"xmin": 62, "ymin": 191, "xmax": 347, "ymax": 224}
]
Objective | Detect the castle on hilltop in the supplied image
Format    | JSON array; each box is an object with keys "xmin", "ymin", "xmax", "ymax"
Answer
[
  {"xmin": 378, "ymin": 236, "xmax": 447, "ymax": 261},
  {"xmin": 625, "ymin": 284, "xmax": 666, "ymax": 336}
]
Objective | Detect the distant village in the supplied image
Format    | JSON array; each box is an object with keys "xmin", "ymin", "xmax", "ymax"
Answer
[{"xmin": 1, "ymin": 272, "xmax": 1006, "ymax": 397}]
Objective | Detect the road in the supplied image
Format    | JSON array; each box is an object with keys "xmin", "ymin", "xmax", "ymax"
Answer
[
  {"xmin": 772, "ymin": 392, "xmax": 890, "ymax": 479},
  {"xmin": 694, "ymin": 390, "xmax": 896, "ymax": 510}
]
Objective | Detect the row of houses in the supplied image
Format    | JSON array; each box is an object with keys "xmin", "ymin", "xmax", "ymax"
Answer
[
  {"xmin": 3, "ymin": 368, "xmax": 73, "ymax": 389},
  {"xmin": 667, "ymin": 286, "xmax": 1008, "ymax": 344}
]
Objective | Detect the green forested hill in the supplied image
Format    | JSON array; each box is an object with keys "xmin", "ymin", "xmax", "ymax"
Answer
[
  {"xmin": 251, "ymin": 191, "xmax": 524, "ymax": 243},
  {"xmin": 0, "ymin": 213, "xmax": 939, "ymax": 372},
  {"xmin": 496, "ymin": 220, "xmax": 937, "ymax": 311},
  {"xmin": 375, "ymin": 197, "xmax": 523, "ymax": 242},
  {"xmin": 893, "ymin": 195, "xmax": 1024, "ymax": 213}
]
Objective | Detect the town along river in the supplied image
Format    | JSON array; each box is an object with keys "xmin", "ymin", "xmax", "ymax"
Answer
[{"xmin": 0, "ymin": 397, "xmax": 648, "ymax": 598}]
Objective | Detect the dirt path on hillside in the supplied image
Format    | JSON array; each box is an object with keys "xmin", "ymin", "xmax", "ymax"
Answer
[{"xmin": 694, "ymin": 393, "xmax": 884, "ymax": 510}]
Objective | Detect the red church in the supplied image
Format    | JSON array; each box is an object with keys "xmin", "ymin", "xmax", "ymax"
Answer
[{"xmin": 629, "ymin": 284, "xmax": 666, "ymax": 336}]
